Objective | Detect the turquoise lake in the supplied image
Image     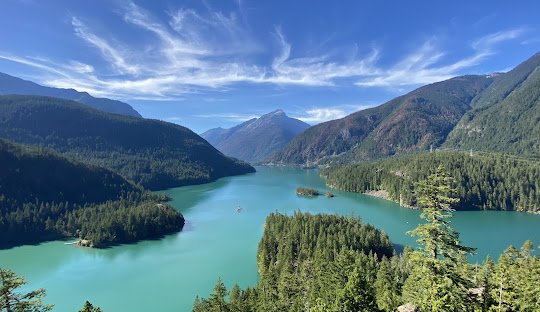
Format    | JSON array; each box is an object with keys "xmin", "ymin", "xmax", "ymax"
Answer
[{"xmin": 1, "ymin": 167, "xmax": 539, "ymax": 311}]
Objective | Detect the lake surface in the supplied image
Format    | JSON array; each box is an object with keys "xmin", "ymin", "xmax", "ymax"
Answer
[{"xmin": 1, "ymin": 167, "xmax": 539, "ymax": 311}]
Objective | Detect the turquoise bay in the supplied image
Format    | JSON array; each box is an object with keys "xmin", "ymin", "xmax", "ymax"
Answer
[{"xmin": 1, "ymin": 167, "xmax": 539, "ymax": 311}]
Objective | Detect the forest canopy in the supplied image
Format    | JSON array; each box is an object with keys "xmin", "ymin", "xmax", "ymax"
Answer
[{"xmin": 322, "ymin": 151, "xmax": 540, "ymax": 212}]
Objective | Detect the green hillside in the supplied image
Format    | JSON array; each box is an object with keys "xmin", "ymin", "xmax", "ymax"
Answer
[
  {"xmin": 0, "ymin": 95, "xmax": 254, "ymax": 190},
  {"xmin": 444, "ymin": 53, "xmax": 540, "ymax": 158},
  {"xmin": 0, "ymin": 139, "xmax": 184, "ymax": 247},
  {"xmin": 321, "ymin": 151, "xmax": 540, "ymax": 212}
]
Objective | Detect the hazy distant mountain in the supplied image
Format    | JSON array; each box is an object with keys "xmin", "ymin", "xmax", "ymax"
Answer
[
  {"xmin": 269, "ymin": 75, "xmax": 494, "ymax": 166},
  {"xmin": 444, "ymin": 52, "xmax": 540, "ymax": 158},
  {"xmin": 201, "ymin": 109, "xmax": 310, "ymax": 163},
  {"xmin": 0, "ymin": 95, "xmax": 254, "ymax": 190},
  {"xmin": 0, "ymin": 72, "xmax": 141, "ymax": 117}
]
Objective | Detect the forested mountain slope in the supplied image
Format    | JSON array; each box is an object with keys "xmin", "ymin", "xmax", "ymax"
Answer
[
  {"xmin": 321, "ymin": 151, "xmax": 540, "ymax": 212},
  {"xmin": 0, "ymin": 95, "xmax": 254, "ymax": 190},
  {"xmin": 0, "ymin": 139, "xmax": 184, "ymax": 247},
  {"xmin": 270, "ymin": 75, "xmax": 493, "ymax": 166},
  {"xmin": 444, "ymin": 52, "xmax": 540, "ymax": 158},
  {"xmin": 0, "ymin": 139, "xmax": 139, "ymax": 205},
  {"xmin": 0, "ymin": 72, "xmax": 141, "ymax": 117},
  {"xmin": 201, "ymin": 109, "xmax": 310, "ymax": 163}
]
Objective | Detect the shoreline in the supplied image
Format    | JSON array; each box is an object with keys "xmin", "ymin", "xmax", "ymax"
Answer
[{"xmin": 363, "ymin": 190, "xmax": 418, "ymax": 209}]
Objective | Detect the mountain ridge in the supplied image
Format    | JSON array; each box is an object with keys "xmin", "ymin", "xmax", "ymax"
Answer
[
  {"xmin": 269, "ymin": 75, "xmax": 494, "ymax": 166},
  {"xmin": 201, "ymin": 109, "xmax": 310, "ymax": 163},
  {"xmin": 443, "ymin": 52, "xmax": 540, "ymax": 158},
  {"xmin": 0, "ymin": 95, "xmax": 254, "ymax": 190},
  {"xmin": 0, "ymin": 72, "xmax": 141, "ymax": 117}
]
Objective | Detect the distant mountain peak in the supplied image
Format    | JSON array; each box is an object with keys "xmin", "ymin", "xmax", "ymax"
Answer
[
  {"xmin": 260, "ymin": 109, "xmax": 287, "ymax": 119},
  {"xmin": 201, "ymin": 109, "xmax": 310, "ymax": 163},
  {"xmin": 270, "ymin": 74, "xmax": 495, "ymax": 166},
  {"xmin": 269, "ymin": 108, "xmax": 285, "ymax": 115}
]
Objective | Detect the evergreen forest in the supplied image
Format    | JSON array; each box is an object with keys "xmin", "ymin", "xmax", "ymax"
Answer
[
  {"xmin": 322, "ymin": 151, "xmax": 540, "ymax": 212},
  {"xmin": 192, "ymin": 167, "xmax": 540, "ymax": 311}
]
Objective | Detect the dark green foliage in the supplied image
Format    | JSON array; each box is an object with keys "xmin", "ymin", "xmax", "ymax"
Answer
[
  {"xmin": 193, "ymin": 212, "xmax": 394, "ymax": 312},
  {"xmin": 0, "ymin": 140, "xmax": 184, "ymax": 248},
  {"xmin": 374, "ymin": 256, "xmax": 403, "ymax": 311},
  {"xmin": 487, "ymin": 242, "xmax": 540, "ymax": 311},
  {"xmin": 201, "ymin": 109, "xmax": 310, "ymax": 164},
  {"xmin": 0, "ymin": 95, "xmax": 254, "ymax": 190},
  {"xmin": 321, "ymin": 151, "xmax": 540, "ymax": 212},
  {"xmin": 66, "ymin": 195, "xmax": 184, "ymax": 248},
  {"xmin": 0, "ymin": 139, "xmax": 139, "ymax": 206},
  {"xmin": 445, "ymin": 52, "xmax": 540, "ymax": 159},
  {"xmin": 257, "ymin": 213, "xmax": 394, "ymax": 272},
  {"xmin": 0, "ymin": 268, "xmax": 53, "ymax": 311},
  {"xmin": 332, "ymin": 268, "xmax": 379, "ymax": 312},
  {"xmin": 193, "ymin": 171, "xmax": 540, "ymax": 312},
  {"xmin": 270, "ymin": 75, "xmax": 493, "ymax": 166},
  {"xmin": 402, "ymin": 167, "xmax": 475, "ymax": 310},
  {"xmin": 79, "ymin": 301, "xmax": 103, "ymax": 312},
  {"xmin": 408, "ymin": 165, "xmax": 475, "ymax": 261},
  {"xmin": 1, "ymin": 192, "xmax": 184, "ymax": 248}
]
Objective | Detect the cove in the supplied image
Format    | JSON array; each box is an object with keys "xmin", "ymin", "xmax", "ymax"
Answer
[{"xmin": 0, "ymin": 166, "xmax": 539, "ymax": 312}]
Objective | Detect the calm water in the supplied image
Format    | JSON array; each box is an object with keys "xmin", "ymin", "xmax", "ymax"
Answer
[{"xmin": 1, "ymin": 167, "xmax": 539, "ymax": 311}]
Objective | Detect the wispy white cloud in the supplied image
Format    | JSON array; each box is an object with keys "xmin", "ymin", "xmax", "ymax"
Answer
[
  {"xmin": 293, "ymin": 104, "xmax": 374, "ymax": 124},
  {"xmin": 268, "ymin": 27, "xmax": 380, "ymax": 86},
  {"xmin": 521, "ymin": 37, "xmax": 540, "ymax": 45},
  {"xmin": 164, "ymin": 116, "xmax": 183, "ymax": 122},
  {"xmin": 295, "ymin": 108, "xmax": 348, "ymax": 123},
  {"xmin": 472, "ymin": 28, "xmax": 524, "ymax": 50},
  {"xmin": 194, "ymin": 113, "xmax": 259, "ymax": 122},
  {"xmin": 71, "ymin": 17, "xmax": 140, "ymax": 75},
  {"xmin": 66, "ymin": 60, "xmax": 95, "ymax": 74},
  {"xmin": 357, "ymin": 28, "xmax": 525, "ymax": 87},
  {"xmin": 0, "ymin": 0, "xmax": 527, "ymax": 100},
  {"xmin": 0, "ymin": 53, "xmax": 71, "ymax": 77}
]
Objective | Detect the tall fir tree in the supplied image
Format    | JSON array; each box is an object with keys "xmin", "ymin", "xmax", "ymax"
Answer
[
  {"xmin": 408, "ymin": 165, "xmax": 475, "ymax": 261},
  {"xmin": 403, "ymin": 166, "xmax": 476, "ymax": 311}
]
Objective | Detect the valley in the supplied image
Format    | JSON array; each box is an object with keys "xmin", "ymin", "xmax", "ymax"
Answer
[
  {"xmin": 1, "ymin": 167, "xmax": 539, "ymax": 311},
  {"xmin": 1, "ymin": 3, "xmax": 540, "ymax": 309}
]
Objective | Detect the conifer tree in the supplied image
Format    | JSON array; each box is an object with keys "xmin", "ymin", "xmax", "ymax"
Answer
[
  {"xmin": 374, "ymin": 257, "xmax": 401, "ymax": 311},
  {"xmin": 332, "ymin": 268, "xmax": 379, "ymax": 312},
  {"xmin": 209, "ymin": 279, "xmax": 229, "ymax": 312},
  {"xmin": 79, "ymin": 301, "xmax": 102, "ymax": 312},
  {"xmin": 403, "ymin": 166, "xmax": 476, "ymax": 310},
  {"xmin": 408, "ymin": 165, "xmax": 475, "ymax": 261},
  {"xmin": 228, "ymin": 284, "xmax": 244, "ymax": 312},
  {"xmin": 0, "ymin": 268, "xmax": 53, "ymax": 312}
]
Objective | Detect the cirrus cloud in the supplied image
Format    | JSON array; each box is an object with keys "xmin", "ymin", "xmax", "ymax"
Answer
[{"xmin": 0, "ymin": 1, "xmax": 528, "ymax": 100}]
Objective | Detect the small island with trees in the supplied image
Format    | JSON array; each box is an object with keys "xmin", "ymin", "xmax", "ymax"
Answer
[{"xmin": 296, "ymin": 187, "xmax": 320, "ymax": 196}]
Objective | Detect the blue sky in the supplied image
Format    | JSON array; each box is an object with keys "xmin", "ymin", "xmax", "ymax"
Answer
[{"xmin": 1, "ymin": 0, "xmax": 540, "ymax": 132}]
